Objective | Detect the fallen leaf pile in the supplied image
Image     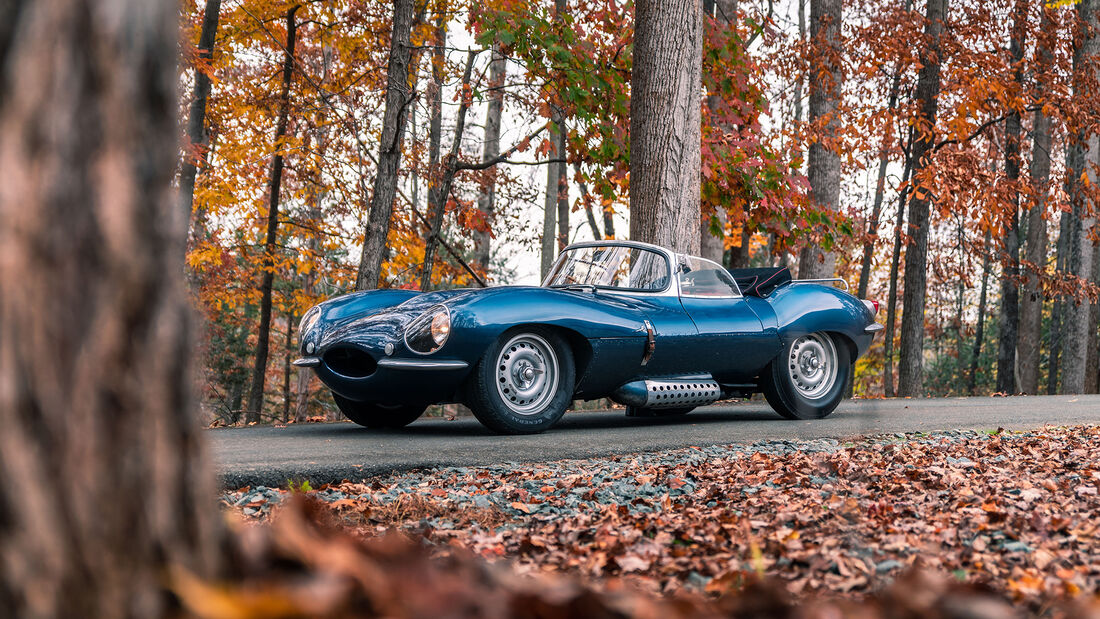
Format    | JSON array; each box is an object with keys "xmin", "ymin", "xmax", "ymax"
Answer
[{"xmin": 223, "ymin": 426, "xmax": 1100, "ymax": 616}]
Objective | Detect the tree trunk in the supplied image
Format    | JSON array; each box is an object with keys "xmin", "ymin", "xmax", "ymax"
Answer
[
  {"xmin": 282, "ymin": 313, "xmax": 293, "ymax": 423},
  {"xmin": 0, "ymin": 0, "xmax": 221, "ymax": 614},
  {"xmin": 995, "ymin": 0, "xmax": 1027, "ymax": 395},
  {"xmin": 180, "ymin": 0, "xmax": 223, "ymax": 242},
  {"xmin": 556, "ymin": 117, "xmax": 570, "ymax": 251},
  {"xmin": 857, "ymin": 56, "xmax": 906, "ymax": 300},
  {"xmin": 354, "ymin": 0, "xmax": 417, "ymax": 290},
  {"xmin": 1019, "ymin": 6, "xmax": 1054, "ymax": 394},
  {"xmin": 419, "ymin": 50, "xmax": 476, "ymax": 291},
  {"xmin": 797, "ymin": 0, "xmax": 843, "ymax": 279},
  {"xmin": 630, "ymin": 0, "xmax": 703, "ymax": 255},
  {"xmin": 897, "ymin": 0, "xmax": 948, "ymax": 397},
  {"xmin": 295, "ymin": 47, "xmax": 331, "ymax": 423},
  {"xmin": 473, "ymin": 45, "xmax": 506, "ymax": 276},
  {"xmin": 882, "ymin": 147, "xmax": 913, "ymax": 398},
  {"xmin": 700, "ymin": 0, "xmax": 734, "ymax": 264},
  {"xmin": 968, "ymin": 229, "xmax": 994, "ymax": 394},
  {"xmin": 1063, "ymin": 0, "xmax": 1099, "ymax": 394},
  {"xmin": 541, "ymin": 127, "xmax": 561, "ymax": 278},
  {"xmin": 578, "ymin": 162, "xmax": 603, "ymax": 239},
  {"xmin": 1051, "ymin": 137, "xmax": 1083, "ymax": 393},
  {"xmin": 246, "ymin": 6, "xmax": 300, "ymax": 423},
  {"xmin": 1087, "ymin": 240, "xmax": 1100, "ymax": 393}
]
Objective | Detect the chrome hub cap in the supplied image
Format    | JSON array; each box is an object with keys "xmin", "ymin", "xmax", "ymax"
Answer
[
  {"xmin": 495, "ymin": 334, "xmax": 558, "ymax": 415},
  {"xmin": 788, "ymin": 333, "xmax": 838, "ymax": 400}
]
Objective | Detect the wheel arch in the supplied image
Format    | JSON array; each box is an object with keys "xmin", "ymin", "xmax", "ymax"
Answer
[{"xmin": 492, "ymin": 322, "xmax": 592, "ymax": 390}]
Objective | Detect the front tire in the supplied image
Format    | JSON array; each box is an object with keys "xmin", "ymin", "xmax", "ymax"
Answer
[
  {"xmin": 466, "ymin": 328, "xmax": 575, "ymax": 434},
  {"xmin": 332, "ymin": 393, "xmax": 424, "ymax": 429},
  {"xmin": 761, "ymin": 332, "xmax": 850, "ymax": 420}
]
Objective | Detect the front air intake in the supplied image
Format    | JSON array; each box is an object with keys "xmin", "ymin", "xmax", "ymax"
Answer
[{"xmin": 322, "ymin": 347, "xmax": 377, "ymax": 378}]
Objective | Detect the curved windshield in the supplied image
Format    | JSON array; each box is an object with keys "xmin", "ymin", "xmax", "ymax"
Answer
[
  {"xmin": 544, "ymin": 245, "xmax": 671, "ymax": 292},
  {"xmin": 677, "ymin": 255, "xmax": 741, "ymax": 297}
]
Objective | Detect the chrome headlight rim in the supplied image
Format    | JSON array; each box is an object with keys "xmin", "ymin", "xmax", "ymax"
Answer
[{"xmin": 403, "ymin": 305, "xmax": 451, "ymax": 355}]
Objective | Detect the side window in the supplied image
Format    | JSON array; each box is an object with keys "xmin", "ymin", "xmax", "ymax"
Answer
[{"xmin": 678, "ymin": 256, "xmax": 741, "ymax": 297}]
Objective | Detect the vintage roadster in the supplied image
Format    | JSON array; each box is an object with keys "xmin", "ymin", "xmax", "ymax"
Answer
[{"xmin": 294, "ymin": 241, "xmax": 883, "ymax": 434}]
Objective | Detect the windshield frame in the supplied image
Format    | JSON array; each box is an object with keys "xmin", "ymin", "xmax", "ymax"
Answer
[{"xmin": 542, "ymin": 241, "xmax": 675, "ymax": 295}]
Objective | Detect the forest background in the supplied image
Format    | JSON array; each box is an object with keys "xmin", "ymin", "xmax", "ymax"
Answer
[{"xmin": 179, "ymin": 0, "xmax": 1100, "ymax": 424}]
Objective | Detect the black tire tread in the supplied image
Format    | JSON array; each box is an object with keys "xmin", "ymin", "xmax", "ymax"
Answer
[
  {"xmin": 466, "ymin": 327, "xmax": 575, "ymax": 434},
  {"xmin": 761, "ymin": 333, "xmax": 850, "ymax": 420}
]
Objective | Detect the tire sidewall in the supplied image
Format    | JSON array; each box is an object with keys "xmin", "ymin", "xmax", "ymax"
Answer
[
  {"xmin": 767, "ymin": 333, "xmax": 850, "ymax": 419},
  {"xmin": 469, "ymin": 327, "xmax": 575, "ymax": 434}
]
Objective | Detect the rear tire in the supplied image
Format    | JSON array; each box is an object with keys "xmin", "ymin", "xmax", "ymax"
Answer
[
  {"xmin": 761, "ymin": 332, "xmax": 850, "ymax": 420},
  {"xmin": 332, "ymin": 393, "xmax": 424, "ymax": 429},
  {"xmin": 466, "ymin": 328, "xmax": 575, "ymax": 434}
]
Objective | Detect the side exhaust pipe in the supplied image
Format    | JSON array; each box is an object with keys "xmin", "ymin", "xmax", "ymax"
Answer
[{"xmin": 612, "ymin": 377, "xmax": 722, "ymax": 409}]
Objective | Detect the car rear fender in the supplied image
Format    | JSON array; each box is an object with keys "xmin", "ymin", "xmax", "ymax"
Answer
[{"xmin": 767, "ymin": 284, "xmax": 875, "ymax": 358}]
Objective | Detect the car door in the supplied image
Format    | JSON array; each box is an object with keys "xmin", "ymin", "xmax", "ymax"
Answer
[{"xmin": 676, "ymin": 256, "xmax": 779, "ymax": 382}]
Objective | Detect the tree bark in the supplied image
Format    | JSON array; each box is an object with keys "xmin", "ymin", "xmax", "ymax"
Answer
[
  {"xmin": 995, "ymin": 0, "xmax": 1027, "ymax": 395},
  {"xmin": 1018, "ymin": 6, "xmax": 1053, "ymax": 394},
  {"xmin": 355, "ymin": 0, "xmax": 417, "ymax": 290},
  {"xmin": 0, "ymin": 0, "xmax": 220, "ymax": 614},
  {"xmin": 882, "ymin": 145, "xmax": 913, "ymax": 398},
  {"xmin": 897, "ymin": 0, "xmax": 948, "ymax": 397},
  {"xmin": 246, "ymin": 6, "xmax": 300, "ymax": 423},
  {"xmin": 857, "ymin": 52, "xmax": 906, "ymax": 300},
  {"xmin": 556, "ymin": 116, "xmax": 570, "ymax": 251},
  {"xmin": 541, "ymin": 128, "xmax": 561, "ymax": 278},
  {"xmin": 700, "ymin": 0, "xmax": 733, "ymax": 264},
  {"xmin": 419, "ymin": 50, "xmax": 476, "ymax": 291},
  {"xmin": 797, "ymin": 0, "xmax": 843, "ymax": 279},
  {"xmin": 1063, "ymin": 0, "xmax": 1099, "ymax": 394},
  {"xmin": 968, "ymin": 229, "xmax": 993, "ymax": 394},
  {"xmin": 630, "ymin": 0, "xmax": 703, "ymax": 255},
  {"xmin": 282, "ymin": 313, "xmax": 293, "ymax": 423},
  {"xmin": 180, "ymin": 0, "xmax": 223, "ymax": 242},
  {"xmin": 473, "ymin": 45, "xmax": 506, "ymax": 276}
]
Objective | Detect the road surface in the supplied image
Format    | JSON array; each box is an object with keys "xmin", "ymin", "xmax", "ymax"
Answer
[{"xmin": 212, "ymin": 395, "xmax": 1100, "ymax": 488}]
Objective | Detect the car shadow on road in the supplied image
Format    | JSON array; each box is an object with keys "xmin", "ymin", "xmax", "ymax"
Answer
[{"xmin": 300, "ymin": 407, "xmax": 787, "ymax": 438}]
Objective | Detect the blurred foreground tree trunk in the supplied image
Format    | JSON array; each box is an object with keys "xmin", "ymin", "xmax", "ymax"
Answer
[
  {"xmin": 797, "ymin": 0, "xmax": 843, "ymax": 279},
  {"xmin": 630, "ymin": 0, "xmax": 703, "ymax": 255},
  {"xmin": 0, "ymin": 0, "xmax": 221, "ymax": 615},
  {"xmin": 355, "ymin": 0, "xmax": 417, "ymax": 290},
  {"xmin": 897, "ymin": 0, "xmax": 948, "ymax": 397},
  {"xmin": 246, "ymin": 5, "xmax": 300, "ymax": 423}
]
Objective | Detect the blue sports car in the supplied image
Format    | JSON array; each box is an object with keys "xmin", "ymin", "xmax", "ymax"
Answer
[{"xmin": 294, "ymin": 241, "xmax": 883, "ymax": 434}]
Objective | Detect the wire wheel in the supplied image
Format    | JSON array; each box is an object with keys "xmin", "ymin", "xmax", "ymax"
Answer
[
  {"xmin": 494, "ymin": 333, "xmax": 559, "ymax": 415},
  {"xmin": 787, "ymin": 333, "xmax": 839, "ymax": 401}
]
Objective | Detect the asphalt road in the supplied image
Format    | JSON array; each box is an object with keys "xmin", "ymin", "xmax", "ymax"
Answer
[{"xmin": 212, "ymin": 395, "xmax": 1100, "ymax": 488}]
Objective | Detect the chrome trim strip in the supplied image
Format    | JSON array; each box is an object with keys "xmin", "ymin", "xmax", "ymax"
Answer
[
  {"xmin": 865, "ymin": 323, "xmax": 885, "ymax": 333},
  {"xmin": 377, "ymin": 358, "xmax": 469, "ymax": 370},
  {"xmin": 292, "ymin": 357, "xmax": 321, "ymax": 367}
]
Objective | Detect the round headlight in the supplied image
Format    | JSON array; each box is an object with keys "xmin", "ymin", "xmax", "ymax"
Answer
[
  {"xmin": 430, "ymin": 311, "xmax": 450, "ymax": 345},
  {"xmin": 404, "ymin": 305, "xmax": 451, "ymax": 354}
]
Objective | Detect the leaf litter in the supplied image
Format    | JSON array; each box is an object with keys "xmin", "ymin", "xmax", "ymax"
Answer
[{"xmin": 218, "ymin": 425, "xmax": 1100, "ymax": 617}]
